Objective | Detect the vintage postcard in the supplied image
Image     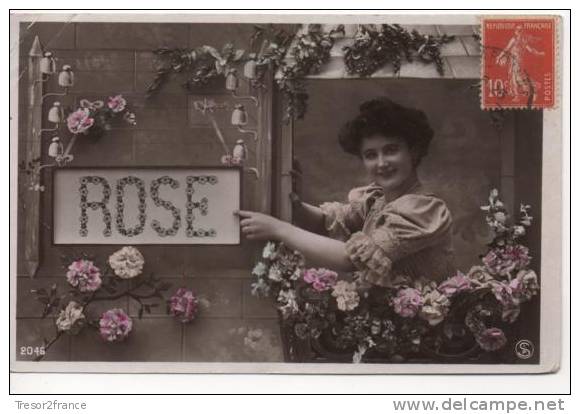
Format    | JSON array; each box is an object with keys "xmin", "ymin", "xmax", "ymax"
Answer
[{"xmin": 9, "ymin": 12, "xmax": 564, "ymax": 375}]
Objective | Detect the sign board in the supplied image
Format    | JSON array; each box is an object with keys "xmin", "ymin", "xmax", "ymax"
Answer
[{"xmin": 52, "ymin": 167, "xmax": 241, "ymax": 245}]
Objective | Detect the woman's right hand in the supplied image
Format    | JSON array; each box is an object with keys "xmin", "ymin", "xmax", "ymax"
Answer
[{"xmin": 236, "ymin": 210, "xmax": 288, "ymax": 241}]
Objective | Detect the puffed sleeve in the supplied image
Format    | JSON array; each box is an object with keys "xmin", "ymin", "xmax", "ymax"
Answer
[
  {"xmin": 319, "ymin": 185, "xmax": 381, "ymax": 240},
  {"xmin": 345, "ymin": 194, "xmax": 452, "ymax": 286},
  {"xmin": 319, "ymin": 200, "xmax": 365, "ymax": 241}
]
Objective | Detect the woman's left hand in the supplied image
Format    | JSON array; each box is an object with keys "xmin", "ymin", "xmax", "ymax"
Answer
[{"xmin": 236, "ymin": 210, "xmax": 287, "ymax": 241}]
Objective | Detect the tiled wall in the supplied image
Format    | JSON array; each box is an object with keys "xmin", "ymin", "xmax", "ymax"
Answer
[{"xmin": 16, "ymin": 21, "xmax": 284, "ymax": 362}]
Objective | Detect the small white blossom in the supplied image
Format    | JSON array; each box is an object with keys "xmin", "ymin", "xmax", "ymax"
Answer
[
  {"xmin": 108, "ymin": 246, "xmax": 145, "ymax": 279},
  {"xmin": 262, "ymin": 242, "xmax": 277, "ymax": 259},
  {"xmin": 55, "ymin": 301, "xmax": 85, "ymax": 334}
]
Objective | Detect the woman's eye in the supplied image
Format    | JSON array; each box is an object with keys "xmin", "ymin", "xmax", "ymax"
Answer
[
  {"xmin": 363, "ymin": 152, "xmax": 377, "ymax": 160},
  {"xmin": 383, "ymin": 146, "xmax": 400, "ymax": 155}
]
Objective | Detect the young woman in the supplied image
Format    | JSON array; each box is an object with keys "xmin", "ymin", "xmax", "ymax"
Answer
[{"xmin": 237, "ymin": 97, "xmax": 455, "ymax": 287}]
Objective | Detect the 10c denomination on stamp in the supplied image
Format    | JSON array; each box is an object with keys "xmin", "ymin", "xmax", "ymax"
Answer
[{"xmin": 481, "ymin": 17, "xmax": 557, "ymax": 110}]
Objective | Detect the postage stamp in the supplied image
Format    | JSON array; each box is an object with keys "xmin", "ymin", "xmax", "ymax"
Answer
[{"xmin": 481, "ymin": 17, "xmax": 557, "ymax": 110}]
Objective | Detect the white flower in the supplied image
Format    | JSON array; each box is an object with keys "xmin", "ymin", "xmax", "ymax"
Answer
[
  {"xmin": 267, "ymin": 264, "xmax": 283, "ymax": 282},
  {"xmin": 108, "ymin": 246, "xmax": 145, "ymax": 279},
  {"xmin": 331, "ymin": 281, "xmax": 360, "ymax": 311},
  {"xmin": 252, "ymin": 262, "xmax": 267, "ymax": 277},
  {"xmin": 277, "ymin": 289, "xmax": 299, "ymax": 318},
  {"xmin": 419, "ymin": 290, "xmax": 450, "ymax": 326},
  {"xmin": 250, "ymin": 278, "xmax": 270, "ymax": 297},
  {"xmin": 290, "ymin": 267, "xmax": 303, "ymax": 281},
  {"xmin": 262, "ymin": 242, "xmax": 277, "ymax": 259},
  {"xmin": 55, "ymin": 301, "xmax": 85, "ymax": 334}
]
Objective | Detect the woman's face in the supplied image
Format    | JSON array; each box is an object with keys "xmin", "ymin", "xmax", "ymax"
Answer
[{"xmin": 360, "ymin": 134, "xmax": 416, "ymax": 193}]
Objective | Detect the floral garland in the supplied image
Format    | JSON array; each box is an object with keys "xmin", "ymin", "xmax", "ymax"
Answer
[
  {"xmin": 30, "ymin": 246, "xmax": 200, "ymax": 361},
  {"xmin": 146, "ymin": 44, "xmax": 245, "ymax": 96},
  {"xmin": 251, "ymin": 190, "xmax": 539, "ymax": 363},
  {"xmin": 145, "ymin": 24, "xmax": 453, "ymax": 122},
  {"xmin": 252, "ymin": 24, "xmax": 344, "ymax": 121},
  {"xmin": 343, "ymin": 24, "xmax": 455, "ymax": 77}
]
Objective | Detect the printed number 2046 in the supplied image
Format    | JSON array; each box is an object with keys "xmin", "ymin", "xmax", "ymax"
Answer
[{"xmin": 20, "ymin": 346, "xmax": 45, "ymax": 356}]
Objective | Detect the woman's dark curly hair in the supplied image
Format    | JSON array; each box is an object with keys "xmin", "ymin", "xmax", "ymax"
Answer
[{"xmin": 338, "ymin": 97, "xmax": 434, "ymax": 165}]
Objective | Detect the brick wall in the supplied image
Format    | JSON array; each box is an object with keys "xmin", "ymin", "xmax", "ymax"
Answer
[{"xmin": 16, "ymin": 21, "xmax": 283, "ymax": 362}]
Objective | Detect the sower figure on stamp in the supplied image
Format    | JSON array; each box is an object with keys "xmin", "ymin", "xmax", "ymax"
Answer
[
  {"xmin": 237, "ymin": 97, "xmax": 455, "ymax": 287},
  {"xmin": 495, "ymin": 25, "xmax": 546, "ymax": 102}
]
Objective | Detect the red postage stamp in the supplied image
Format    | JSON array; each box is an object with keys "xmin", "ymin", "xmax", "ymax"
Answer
[{"xmin": 481, "ymin": 17, "xmax": 557, "ymax": 110}]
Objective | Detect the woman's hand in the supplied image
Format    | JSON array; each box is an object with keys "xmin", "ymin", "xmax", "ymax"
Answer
[{"xmin": 236, "ymin": 210, "xmax": 288, "ymax": 241}]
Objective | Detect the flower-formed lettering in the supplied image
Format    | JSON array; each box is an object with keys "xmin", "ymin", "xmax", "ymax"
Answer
[
  {"xmin": 115, "ymin": 176, "xmax": 146, "ymax": 237},
  {"xmin": 150, "ymin": 176, "xmax": 181, "ymax": 237},
  {"xmin": 79, "ymin": 176, "xmax": 112, "ymax": 237},
  {"xmin": 185, "ymin": 175, "xmax": 216, "ymax": 238}
]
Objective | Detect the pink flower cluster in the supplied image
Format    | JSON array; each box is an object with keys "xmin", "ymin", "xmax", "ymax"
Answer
[
  {"xmin": 303, "ymin": 268, "xmax": 338, "ymax": 292},
  {"xmin": 392, "ymin": 288, "xmax": 424, "ymax": 318},
  {"xmin": 482, "ymin": 244, "xmax": 531, "ymax": 276},
  {"xmin": 66, "ymin": 259, "xmax": 102, "ymax": 292},
  {"xmin": 438, "ymin": 272, "xmax": 472, "ymax": 297},
  {"xmin": 99, "ymin": 308, "xmax": 133, "ymax": 342},
  {"xmin": 169, "ymin": 288, "xmax": 199, "ymax": 323},
  {"xmin": 107, "ymin": 94, "xmax": 127, "ymax": 113},
  {"xmin": 67, "ymin": 108, "xmax": 94, "ymax": 134}
]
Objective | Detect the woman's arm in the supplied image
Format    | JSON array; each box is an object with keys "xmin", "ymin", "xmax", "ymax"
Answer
[
  {"xmin": 290, "ymin": 193, "xmax": 327, "ymax": 234},
  {"xmin": 237, "ymin": 210, "xmax": 355, "ymax": 272}
]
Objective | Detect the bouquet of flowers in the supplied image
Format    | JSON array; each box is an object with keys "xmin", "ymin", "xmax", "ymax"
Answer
[
  {"xmin": 66, "ymin": 94, "xmax": 136, "ymax": 138},
  {"xmin": 30, "ymin": 246, "xmax": 200, "ymax": 361},
  {"xmin": 252, "ymin": 190, "xmax": 539, "ymax": 363}
]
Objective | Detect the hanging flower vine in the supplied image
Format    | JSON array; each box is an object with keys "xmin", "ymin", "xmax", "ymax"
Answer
[
  {"xmin": 343, "ymin": 24, "xmax": 455, "ymax": 76},
  {"xmin": 146, "ymin": 44, "xmax": 245, "ymax": 97},
  {"xmin": 145, "ymin": 23, "xmax": 453, "ymax": 121}
]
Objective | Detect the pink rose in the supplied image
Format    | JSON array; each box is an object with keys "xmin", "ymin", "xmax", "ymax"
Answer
[
  {"xmin": 99, "ymin": 308, "xmax": 133, "ymax": 342},
  {"xmin": 476, "ymin": 327, "xmax": 507, "ymax": 351},
  {"xmin": 66, "ymin": 259, "xmax": 102, "ymax": 292},
  {"xmin": 169, "ymin": 288, "xmax": 199, "ymax": 323},
  {"xmin": 67, "ymin": 108, "xmax": 95, "ymax": 134},
  {"xmin": 107, "ymin": 94, "xmax": 127, "ymax": 113},
  {"xmin": 392, "ymin": 288, "xmax": 424, "ymax": 318},
  {"xmin": 438, "ymin": 272, "xmax": 472, "ymax": 297},
  {"xmin": 483, "ymin": 244, "xmax": 531, "ymax": 276},
  {"xmin": 491, "ymin": 281, "xmax": 515, "ymax": 307},
  {"xmin": 303, "ymin": 268, "xmax": 338, "ymax": 292}
]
